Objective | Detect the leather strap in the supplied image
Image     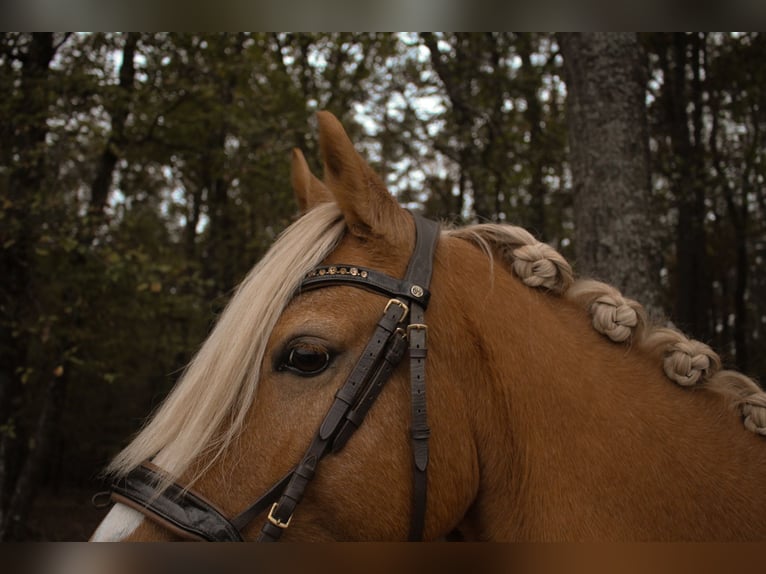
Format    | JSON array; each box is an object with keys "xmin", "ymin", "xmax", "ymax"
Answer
[
  {"xmin": 111, "ymin": 463, "xmax": 243, "ymax": 541},
  {"xmin": 332, "ymin": 329, "xmax": 409, "ymax": 452},
  {"xmin": 302, "ymin": 265, "xmax": 430, "ymax": 308},
  {"xmin": 230, "ymin": 469, "xmax": 293, "ymax": 532},
  {"xmin": 257, "ymin": 434, "xmax": 329, "ymax": 542},
  {"xmin": 317, "ymin": 301, "xmax": 408, "ymax": 441},
  {"xmin": 403, "ymin": 216, "xmax": 440, "ymax": 541},
  {"xmin": 404, "ymin": 216, "xmax": 440, "ymax": 291}
]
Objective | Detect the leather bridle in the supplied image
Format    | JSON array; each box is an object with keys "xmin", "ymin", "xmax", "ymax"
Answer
[{"xmin": 110, "ymin": 214, "xmax": 441, "ymax": 541}]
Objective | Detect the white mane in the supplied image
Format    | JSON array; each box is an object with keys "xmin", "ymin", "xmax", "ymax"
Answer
[{"xmin": 107, "ymin": 202, "xmax": 345, "ymax": 484}]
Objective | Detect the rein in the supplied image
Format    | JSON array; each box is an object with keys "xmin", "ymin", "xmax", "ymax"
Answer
[{"xmin": 110, "ymin": 214, "xmax": 441, "ymax": 541}]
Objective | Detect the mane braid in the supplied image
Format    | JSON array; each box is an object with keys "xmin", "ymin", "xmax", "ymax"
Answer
[
  {"xmin": 448, "ymin": 223, "xmax": 766, "ymax": 436},
  {"xmin": 107, "ymin": 203, "xmax": 346, "ymax": 487}
]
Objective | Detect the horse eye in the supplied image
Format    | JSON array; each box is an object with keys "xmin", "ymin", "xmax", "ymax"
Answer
[{"xmin": 281, "ymin": 346, "xmax": 331, "ymax": 376}]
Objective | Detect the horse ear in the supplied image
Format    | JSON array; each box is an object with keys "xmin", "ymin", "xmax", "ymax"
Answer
[
  {"xmin": 291, "ymin": 148, "xmax": 333, "ymax": 213},
  {"xmin": 317, "ymin": 111, "xmax": 411, "ymax": 245}
]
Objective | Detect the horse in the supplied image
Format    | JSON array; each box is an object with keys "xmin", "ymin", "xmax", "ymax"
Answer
[{"xmin": 91, "ymin": 111, "xmax": 766, "ymax": 542}]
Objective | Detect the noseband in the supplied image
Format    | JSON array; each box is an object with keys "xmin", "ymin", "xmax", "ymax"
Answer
[{"xmin": 110, "ymin": 214, "xmax": 441, "ymax": 541}]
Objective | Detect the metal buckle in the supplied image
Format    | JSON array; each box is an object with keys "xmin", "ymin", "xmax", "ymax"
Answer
[
  {"xmin": 407, "ymin": 323, "xmax": 428, "ymax": 344},
  {"xmin": 384, "ymin": 299, "xmax": 410, "ymax": 323},
  {"xmin": 268, "ymin": 502, "xmax": 293, "ymax": 529}
]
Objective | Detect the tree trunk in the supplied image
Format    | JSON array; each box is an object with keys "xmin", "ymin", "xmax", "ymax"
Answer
[
  {"xmin": 0, "ymin": 374, "xmax": 66, "ymax": 540},
  {"xmin": 1, "ymin": 33, "xmax": 138, "ymax": 540},
  {"xmin": 517, "ymin": 34, "xmax": 547, "ymax": 238},
  {"xmin": 89, "ymin": 33, "xmax": 138, "ymax": 219},
  {"xmin": 422, "ymin": 33, "xmax": 487, "ymax": 221},
  {"xmin": 706, "ymin": 40, "xmax": 750, "ymax": 370},
  {"xmin": 663, "ymin": 33, "xmax": 712, "ymax": 341},
  {"xmin": 559, "ymin": 33, "xmax": 663, "ymax": 320}
]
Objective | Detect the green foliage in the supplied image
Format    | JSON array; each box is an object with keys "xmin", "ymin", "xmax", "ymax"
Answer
[
  {"xmin": 410, "ymin": 33, "xmax": 569, "ymax": 249},
  {"xmin": 0, "ymin": 34, "xmax": 423, "ymax": 504}
]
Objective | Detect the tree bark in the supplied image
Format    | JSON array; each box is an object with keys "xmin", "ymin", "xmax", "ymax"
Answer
[{"xmin": 559, "ymin": 33, "xmax": 663, "ymax": 320}]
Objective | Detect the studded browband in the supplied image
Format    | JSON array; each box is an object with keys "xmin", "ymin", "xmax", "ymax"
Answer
[{"xmin": 110, "ymin": 214, "xmax": 440, "ymax": 541}]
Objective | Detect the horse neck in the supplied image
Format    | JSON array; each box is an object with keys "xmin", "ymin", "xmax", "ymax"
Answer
[{"xmin": 437, "ymin": 237, "xmax": 766, "ymax": 541}]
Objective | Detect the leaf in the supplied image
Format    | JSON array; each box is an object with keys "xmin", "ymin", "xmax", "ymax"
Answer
[
  {"xmin": 0, "ymin": 421, "xmax": 17, "ymax": 440},
  {"xmin": 20, "ymin": 367, "xmax": 33, "ymax": 385}
]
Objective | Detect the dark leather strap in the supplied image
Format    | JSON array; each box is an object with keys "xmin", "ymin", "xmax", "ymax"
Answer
[
  {"xmin": 230, "ymin": 469, "xmax": 293, "ymax": 531},
  {"xmin": 404, "ymin": 216, "xmax": 441, "ymax": 291},
  {"xmin": 332, "ymin": 328, "xmax": 409, "ymax": 452},
  {"xmin": 403, "ymin": 216, "xmax": 440, "ymax": 541},
  {"xmin": 111, "ymin": 463, "xmax": 243, "ymax": 541},
  {"xmin": 257, "ymin": 434, "xmax": 329, "ymax": 542},
  {"xmin": 302, "ymin": 265, "xmax": 430, "ymax": 308},
  {"xmin": 318, "ymin": 301, "xmax": 408, "ymax": 441}
]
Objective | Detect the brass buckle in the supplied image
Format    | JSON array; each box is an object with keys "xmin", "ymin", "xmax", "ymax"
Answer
[
  {"xmin": 268, "ymin": 502, "xmax": 292, "ymax": 529},
  {"xmin": 384, "ymin": 299, "xmax": 410, "ymax": 323},
  {"xmin": 407, "ymin": 323, "xmax": 428, "ymax": 344}
]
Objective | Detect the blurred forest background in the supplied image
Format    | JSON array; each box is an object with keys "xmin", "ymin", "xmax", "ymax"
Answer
[{"xmin": 1, "ymin": 32, "xmax": 765, "ymax": 540}]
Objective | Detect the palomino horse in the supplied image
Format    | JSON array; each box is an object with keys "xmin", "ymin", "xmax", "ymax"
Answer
[{"xmin": 92, "ymin": 112, "xmax": 766, "ymax": 542}]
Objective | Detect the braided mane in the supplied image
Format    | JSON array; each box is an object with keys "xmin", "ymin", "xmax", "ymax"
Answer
[{"xmin": 448, "ymin": 223, "xmax": 766, "ymax": 436}]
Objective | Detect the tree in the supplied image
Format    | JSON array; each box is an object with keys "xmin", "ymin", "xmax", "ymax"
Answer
[
  {"xmin": 644, "ymin": 32, "xmax": 766, "ymax": 375},
  {"xmin": 645, "ymin": 33, "xmax": 713, "ymax": 341},
  {"xmin": 0, "ymin": 32, "xmax": 59, "ymax": 540},
  {"xmin": 420, "ymin": 33, "xmax": 568, "ymax": 241},
  {"xmin": 559, "ymin": 33, "xmax": 663, "ymax": 319}
]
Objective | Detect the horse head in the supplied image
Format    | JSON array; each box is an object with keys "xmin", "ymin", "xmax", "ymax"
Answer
[{"xmin": 93, "ymin": 112, "xmax": 483, "ymax": 541}]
